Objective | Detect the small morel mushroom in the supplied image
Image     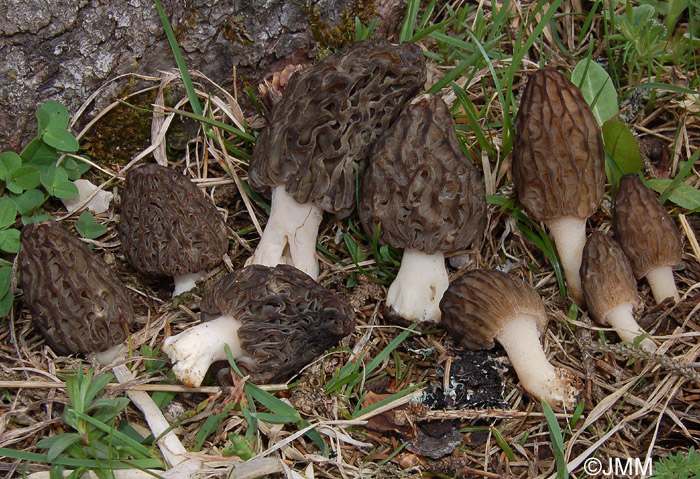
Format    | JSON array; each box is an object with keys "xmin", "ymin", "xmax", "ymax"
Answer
[
  {"xmin": 360, "ymin": 93, "xmax": 486, "ymax": 324},
  {"xmin": 580, "ymin": 232, "xmax": 657, "ymax": 352},
  {"xmin": 163, "ymin": 264, "xmax": 356, "ymax": 387},
  {"xmin": 440, "ymin": 269, "xmax": 579, "ymax": 410},
  {"xmin": 119, "ymin": 164, "xmax": 228, "ymax": 296},
  {"xmin": 18, "ymin": 221, "xmax": 134, "ymax": 365},
  {"xmin": 614, "ymin": 174, "xmax": 682, "ymax": 304},
  {"xmin": 513, "ymin": 67, "xmax": 605, "ymax": 305},
  {"xmin": 248, "ymin": 39, "xmax": 426, "ymax": 279}
]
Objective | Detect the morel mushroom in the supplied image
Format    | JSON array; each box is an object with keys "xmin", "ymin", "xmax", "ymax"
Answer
[
  {"xmin": 581, "ymin": 232, "xmax": 657, "ymax": 352},
  {"xmin": 614, "ymin": 174, "xmax": 682, "ymax": 304},
  {"xmin": 440, "ymin": 269, "xmax": 579, "ymax": 410},
  {"xmin": 360, "ymin": 93, "xmax": 486, "ymax": 324},
  {"xmin": 513, "ymin": 67, "xmax": 605, "ymax": 305},
  {"xmin": 119, "ymin": 164, "xmax": 228, "ymax": 296},
  {"xmin": 163, "ymin": 264, "xmax": 355, "ymax": 387},
  {"xmin": 18, "ymin": 221, "xmax": 134, "ymax": 365},
  {"xmin": 248, "ymin": 39, "xmax": 426, "ymax": 279}
]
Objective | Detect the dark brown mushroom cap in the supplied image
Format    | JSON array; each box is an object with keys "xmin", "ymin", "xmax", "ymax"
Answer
[
  {"xmin": 440, "ymin": 269, "xmax": 547, "ymax": 350},
  {"xmin": 200, "ymin": 264, "xmax": 355, "ymax": 383},
  {"xmin": 249, "ymin": 39, "xmax": 426, "ymax": 218},
  {"xmin": 581, "ymin": 232, "xmax": 639, "ymax": 324},
  {"xmin": 513, "ymin": 67, "xmax": 605, "ymax": 222},
  {"xmin": 18, "ymin": 222, "xmax": 134, "ymax": 356},
  {"xmin": 119, "ymin": 164, "xmax": 228, "ymax": 278},
  {"xmin": 359, "ymin": 93, "xmax": 486, "ymax": 254},
  {"xmin": 613, "ymin": 174, "xmax": 682, "ymax": 278}
]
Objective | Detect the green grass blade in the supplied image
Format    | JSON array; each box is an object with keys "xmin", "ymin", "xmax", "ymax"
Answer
[
  {"xmin": 69, "ymin": 410, "xmax": 155, "ymax": 459},
  {"xmin": 153, "ymin": 0, "xmax": 203, "ymax": 118},
  {"xmin": 542, "ymin": 399, "xmax": 569, "ymax": 479},
  {"xmin": 352, "ymin": 383, "xmax": 423, "ymax": 418}
]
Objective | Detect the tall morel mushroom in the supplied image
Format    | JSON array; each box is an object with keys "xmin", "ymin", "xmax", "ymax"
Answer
[
  {"xmin": 119, "ymin": 164, "xmax": 228, "ymax": 296},
  {"xmin": 360, "ymin": 93, "xmax": 486, "ymax": 324},
  {"xmin": 440, "ymin": 269, "xmax": 579, "ymax": 410},
  {"xmin": 581, "ymin": 232, "xmax": 657, "ymax": 352},
  {"xmin": 513, "ymin": 67, "xmax": 605, "ymax": 305},
  {"xmin": 18, "ymin": 221, "xmax": 134, "ymax": 365},
  {"xmin": 163, "ymin": 264, "xmax": 356, "ymax": 387},
  {"xmin": 614, "ymin": 174, "xmax": 682, "ymax": 304},
  {"xmin": 248, "ymin": 39, "xmax": 426, "ymax": 279}
]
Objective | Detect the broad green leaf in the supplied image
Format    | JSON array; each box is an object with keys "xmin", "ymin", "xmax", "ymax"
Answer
[
  {"xmin": 602, "ymin": 119, "xmax": 643, "ymax": 175},
  {"xmin": 0, "ymin": 152, "xmax": 22, "ymax": 180},
  {"xmin": 36, "ymin": 100, "xmax": 71, "ymax": 131},
  {"xmin": 0, "ymin": 266, "xmax": 12, "ymax": 294},
  {"xmin": 42, "ymin": 165, "xmax": 78, "ymax": 198},
  {"xmin": 62, "ymin": 157, "xmax": 90, "ymax": 180},
  {"xmin": 571, "ymin": 59, "xmax": 619, "ymax": 125},
  {"xmin": 0, "ymin": 288, "xmax": 13, "ymax": 317},
  {"xmin": 646, "ymin": 179, "xmax": 700, "ymax": 210},
  {"xmin": 75, "ymin": 211, "xmax": 107, "ymax": 239},
  {"xmin": 45, "ymin": 433, "xmax": 83, "ymax": 461},
  {"xmin": 8, "ymin": 166, "xmax": 41, "ymax": 193},
  {"xmin": 43, "ymin": 125, "xmax": 79, "ymax": 152},
  {"xmin": 22, "ymin": 139, "xmax": 59, "ymax": 168},
  {"xmin": 12, "ymin": 189, "xmax": 44, "ymax": 215},
  {"xmin": 22, "ymin": 211, "xmax": 54, "ymax": 225},
  {"xmin": 0, "ymin": 196, "xmax": 17, "ymax": 229},
  {"xmin": 0, "ymin": 228, "xmax": 20, "ymax": 253}
]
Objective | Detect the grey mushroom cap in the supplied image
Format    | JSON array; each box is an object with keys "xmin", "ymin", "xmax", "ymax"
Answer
[
  {"xmin": 513, "ymin": 67, "xmax": 605, "ymax": 222},
  {"xmin": 580, "ymin": 232, "xmax": 639, "ymax": 324},
  {"xmin": 613, "ymin": 174, "xmax": 682, "ymax": 279},
  {"xmin": 440, "ymin": 269, "xmax": 547, "ymax": 350},
  {"xmin": 249, "ymin": 38, "xmax": 427, "ymax": 218},
  {"xmin": 18, "ymin": 221, "xmax": 134, "ymax": 357},
  {"xmin": 119, "ymin": 163, "xmax": 228, "ymax": 278},
  {"xmin": 359, "ymin": 93, "xmax": 487, "ymax": 254},
  {"xmin": 200, "ymin": 264, "xmax": 356, "ymax": 383}
]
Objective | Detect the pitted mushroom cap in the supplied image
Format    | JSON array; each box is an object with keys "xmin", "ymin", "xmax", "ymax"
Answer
[
  {"xmin": 440, "ymin": 269, "xmax": 547, "ymax": 350},
  {"xmin": 359, "ymin": 93, "xmax": 486, "ymax": 254},
  {"xmin": 249, "ymin": 39, "xmax": 426, "ymax": 218},
  {"xmin": 200, "ymin": 264, "xmax": 355, "ymax": 383},
  {"xmin": 18, "ymin": 222, "xmax": 134, "ymax": 356},
  {"xmin": 513, "ymin": 67, "xmax": 605, "ymax": 222},
  {"xmin": 581, "ymin": 232, "xmax": 639, "ymax": 324},
  {"xmin": 613, "ymin": 174, "xmax": 682, "ymax": 279},
  {"xmin": 119, "ymin": 164, "xmax": 228, "ymax": 278}
]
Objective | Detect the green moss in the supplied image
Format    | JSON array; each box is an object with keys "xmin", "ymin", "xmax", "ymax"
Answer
[
  {"xmin": 81, "ymin": 89, "xmax": 155, "ymax": 168},
  {"xmin": 305, "ymin": 0, "xmax": 377, "ymax": 58}
]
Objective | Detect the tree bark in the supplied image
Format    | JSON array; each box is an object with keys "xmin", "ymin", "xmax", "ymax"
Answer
[{"xmin": 0, "ymin": 0, "xmax": 386, "ymax": 152}]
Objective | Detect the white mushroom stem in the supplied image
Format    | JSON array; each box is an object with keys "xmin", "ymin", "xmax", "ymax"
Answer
[
  {"xmin": 386, "ymin": 248, "xmax": 449, "ymax": 323},
  {"xmin": 604, "ymin": 303, "xmax": 657, "ymax": 353},
  {"xmin": 251, "ymin": 184, "xmax": 323, "ymax": 280},
  {"xmin": 646, "ymin": 265, "xmax": 680, "ymax": 304},
  {"xmin": 163, "ymin": 315, "xmax": 244, "ymax": 387},
  {"xmin": 172, "ymin": 271, "xmax": 204, "ymax": 297},
  {"xmin": 496, "ymin": 314, "xmax": 577, "ymax": 410},
  {"xmin": 95, "ymin": 344, "xmax": 124, "ymax": 366},
  {"xmin": 546, "ymin": 215, "xmax": 587, "ymax": 306}
]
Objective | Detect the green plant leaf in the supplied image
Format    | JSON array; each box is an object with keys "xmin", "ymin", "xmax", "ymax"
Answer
[
  {"xmin": 0, "ymin": 196, "xmax": 18, "ymax": 229},
  {"xmin": 0, "ymin": 151, "xmax": 22, "ymax": 180},
  {"xmin": 0, "ymin": 266, "xmax": 12, "ymax": 297},
  {"xmin": 646, "ymin": 179, "xmax": 700, "ymax": 210},
  {"xmin": 0, "ymin": 288, "xmax": 13, "ymax": 317},
  {"xmin": 74, "ymin": 211, "xmax": 107, "ymax": 239},
  {"xmin": 7, "ymin": 166, "xmax": 41, "ymax": 193},
  {"xmin": 12, "ymin": 189, "xmax": 45, "ymax": 216},
  {"xmin": 43, "ymin": 125, "xmax": 79, "ymax": 152},
  {"xmin": 602, "ymin": 119, "xmax": 644, "ymax": 176},
  {"xmin": 22, "ymin": 211, "xmax": 54, "ymax": 225},
  {"xmin": 44, "ymin": 433, "xmax": 83, "ymax": 461},
  {"xmin": 542, "ymin": 399, "xmax": 569, "ymax": 479},
  {"xmin": 41, "ymin": 166, "xmax": 79, "ymax": 199},
  {"xmin": 571, "ymin": 59, "xmax": 619, "ymax": 125},
  {"xmin": 37, "ymin": 100, "xmax": 71, "ymax": 132},
  {"xmin": 0, "ymin": 228, "xmax": 20, "ymax": 253}
]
